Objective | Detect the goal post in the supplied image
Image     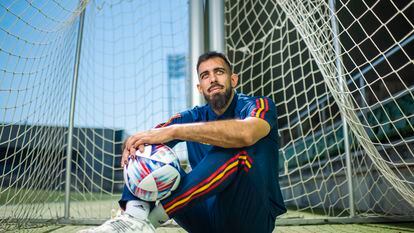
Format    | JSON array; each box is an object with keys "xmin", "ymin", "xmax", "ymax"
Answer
[
  {"xmin": 65, "ymin": 3, "xmax": 86, "ymax": 220},
  {"xmin": 328, "ymin": 0, "xmax": 355, "ymax": 217}
]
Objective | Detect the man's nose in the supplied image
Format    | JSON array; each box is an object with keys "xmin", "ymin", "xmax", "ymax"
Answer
[{"xmin": 210, "ymin": 72, "xmax": 217, "ymax": 83}]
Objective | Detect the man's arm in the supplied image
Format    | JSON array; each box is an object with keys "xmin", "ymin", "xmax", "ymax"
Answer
[
  {"xmin": 121, "ymin": 117, "xmax": 270, "ymax": 166},
  {"xmin": 171, "ymin": 117, "xmax": 270, "ymax": 148}
]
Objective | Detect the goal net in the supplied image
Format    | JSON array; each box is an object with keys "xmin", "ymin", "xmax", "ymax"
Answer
[
  {"xmin": 1, "ymin": 0, "xmax": 413, "ymax": 230},
  {"xmin": 0, "ymin": 0, "xmax": 188, "ymax": 229},
  {"xmin": 225, "ymin": 0, "xmax": 414, "ymax": 218}
]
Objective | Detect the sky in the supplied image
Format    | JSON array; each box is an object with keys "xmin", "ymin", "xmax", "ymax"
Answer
[{"xmin": 0, "ymin": 0, "xmax": 189, "ymax": 136}]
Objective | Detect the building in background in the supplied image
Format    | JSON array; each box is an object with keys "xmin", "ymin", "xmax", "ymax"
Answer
[
  {"xmin": 167, "ymin": 54, "xmax": 187, "ymax": 116},
  {"xmin": 0, "ymin": 124, "xmax": 125, "ymax": 193},
  {"xmin": 167, "ymin": 54, "xmax": 190, "ymax": 170}
]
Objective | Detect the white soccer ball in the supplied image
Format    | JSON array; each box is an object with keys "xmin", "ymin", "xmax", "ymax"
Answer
[{"xmin": 124, "ymin": 144, "xmax": 181, "ymax": 201}]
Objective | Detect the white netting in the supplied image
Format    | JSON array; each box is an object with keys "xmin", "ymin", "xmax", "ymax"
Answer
[
  {"xmin": 225, "ymin": 0, "xmax": 413, "ymax": 218},
  {"xmin": 0, "ymin": 0, "xmax": 188, "ymax": 229},
  {"xmin": 1, "ymin": 0, "xmax": 413, "ymax": 230}
]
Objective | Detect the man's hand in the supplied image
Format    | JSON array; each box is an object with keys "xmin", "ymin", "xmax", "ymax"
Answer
[{"xmin": 121, "ymin": 126, "xmax": 175, "ymax": 167}]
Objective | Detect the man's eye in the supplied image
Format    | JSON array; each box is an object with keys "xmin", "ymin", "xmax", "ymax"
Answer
[
  {"xmin": 216, "ymin": 70, "xmax": 224, "ymax": 75},
  {"xmin": 201, "ymin": 74, "xmax": 208, "ymax": 79}
]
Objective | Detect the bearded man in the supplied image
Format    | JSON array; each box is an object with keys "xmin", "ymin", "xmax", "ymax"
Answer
[{"xmin": 80, "ymin": 51, "xmax": 286, "ymax": 233}]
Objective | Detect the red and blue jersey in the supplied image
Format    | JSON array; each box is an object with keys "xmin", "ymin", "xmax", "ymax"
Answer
[
  {"xmin": 158, "ymin": 92, "xmax": 278, "ymax": 166},
  {"xmin": 157, "ymin": 92, "xmax": 286, "ymax": 219}
]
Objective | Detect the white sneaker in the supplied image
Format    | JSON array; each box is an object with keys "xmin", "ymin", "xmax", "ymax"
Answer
[{"xmin": 78, "ymin": 213, "xmax": 155, "ymax": 233}]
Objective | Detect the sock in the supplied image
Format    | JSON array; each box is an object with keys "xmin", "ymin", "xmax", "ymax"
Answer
[
  {"xmin": 148, "ymin": 202, "xmax": 170, "ymax": 228},
  {"xmin": 125, "ymin": 200, "xmax": 150, "ymax": 220}
]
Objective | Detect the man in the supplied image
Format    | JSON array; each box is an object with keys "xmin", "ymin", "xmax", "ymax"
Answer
[{"xmin": 81, "ymin": 51, "xmax": 286, "ymax": 233}]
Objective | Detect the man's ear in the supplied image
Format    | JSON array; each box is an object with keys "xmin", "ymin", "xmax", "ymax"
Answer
[
  {"xmin": 197, "ymin": 83, "xmax": 202, "ymax": 94},
  {"xmin": 231, "ymin": 73, "xmax": 239, "ymax": 88}
]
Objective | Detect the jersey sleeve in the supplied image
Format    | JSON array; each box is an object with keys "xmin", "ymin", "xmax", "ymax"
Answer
[
  {"xmin": 154, "ymin": 109, "xmax": 195, "ymax": 148},
  {"xmin": 245, "ymin": 96, "xmax": 277, "ymax": 129}
]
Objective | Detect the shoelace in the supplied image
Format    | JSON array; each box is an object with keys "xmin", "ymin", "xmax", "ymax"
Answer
[{"xmin": 109, "ymin": 218, "xmax": 135, "ymax": 232}]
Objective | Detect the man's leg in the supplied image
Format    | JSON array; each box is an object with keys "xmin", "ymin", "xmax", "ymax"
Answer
[
  {"xmin": 158, "ymin": 146, "xmax": 275, "ymax": 233},
  {"xmin": 120, "ymin": 166, "xmax": 214, "ymax": 233},
  {"xmin": 119, "ymin": 185, "xmax": 140, "ymax": 210},
  {"xmin": 169, "ymin": 197, "xmax": 215, "ymax": 233},
  {"xmin": 211, "ymin": 169, "xmax": 275, "ymax": 233}
]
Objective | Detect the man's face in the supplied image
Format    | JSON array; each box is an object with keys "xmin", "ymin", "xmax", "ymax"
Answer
[{"xmin": 197, "ymin": 57, "xmax": 238, "ymax": 110}]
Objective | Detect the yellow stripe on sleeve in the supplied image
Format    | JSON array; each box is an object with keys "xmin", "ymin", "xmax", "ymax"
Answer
[{"xmin": 255, "ymin": 98, "xmax": 265, "ymax": 118}]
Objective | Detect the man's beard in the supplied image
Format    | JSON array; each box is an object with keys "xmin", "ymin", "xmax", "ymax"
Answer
[{"xmin": 204, "ymin": 85, "xmax": 233, "ymax": 112}]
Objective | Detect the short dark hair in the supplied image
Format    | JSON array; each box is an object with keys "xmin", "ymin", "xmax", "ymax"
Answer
[{"xmin": 196, "ymin": 51, "xmax": 232, "ymax": 73}]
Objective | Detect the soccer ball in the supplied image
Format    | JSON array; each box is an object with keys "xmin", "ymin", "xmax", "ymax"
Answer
[{"xmin": 124, "ymin": 144, "xmax": 181, "ymax": 201}]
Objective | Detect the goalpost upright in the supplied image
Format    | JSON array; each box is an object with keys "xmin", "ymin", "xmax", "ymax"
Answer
[
  {"xmin": 328, "ymin": 0, "xmax": 355, "ymax": 218},
  {"xmin": 65, "ymin": 4, "xmax": 87, "ymax": 220},
  {"xmin": 208, "ymin": 0, "xmax": 225, "ymax": 53},
  {"xmin": 189, "ymin": 0, "xmax": 205, "ymax": 108},
  {"xmin": 189, "ymin": 0, "xmax": 226, "ymax": 107}
]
